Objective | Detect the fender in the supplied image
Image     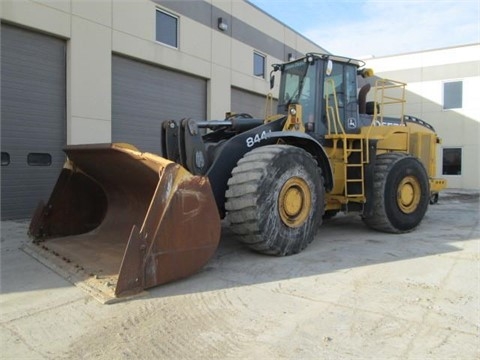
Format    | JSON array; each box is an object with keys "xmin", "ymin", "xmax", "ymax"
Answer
[
  {"xmin": 206, "ymin": 119, "xmax": 284, "ymax": 216},
  {"xmin": 266, "ymin": 131, "xmax": 334, "ymax": 192},
  {"xmin": 206, "ymin": 119, "xmax": 334, "ymax": 217}
]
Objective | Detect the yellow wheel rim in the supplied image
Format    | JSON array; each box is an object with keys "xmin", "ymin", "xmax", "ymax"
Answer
[
  {"xmin": 278, "ymin": 177, "xmax": 311, "ymax": 227},
  {"xmin": 397, "ymin": 176, "xmax": 421, "ymax": 214}
]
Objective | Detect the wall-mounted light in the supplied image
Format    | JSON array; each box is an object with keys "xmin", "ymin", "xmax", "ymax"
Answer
[
  {"xmin": 218, "ymin": 17, "xmax": 228, "ymax": 31},
  {"xmin": 288, "ymin": 53, "xmax": 295, "ymax": 61}
]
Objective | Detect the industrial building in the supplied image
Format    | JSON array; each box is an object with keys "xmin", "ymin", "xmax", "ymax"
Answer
[
  {"xmin": 364, "ymin": 44, "xmax": 480, "ymax": 190},
  {"xmin": 1, "ymin": 0, "xmax": 326, "ymax": 219},
  {"xmin": 1, "ymin": 0, "xmax": 477, "ymax": 221}
]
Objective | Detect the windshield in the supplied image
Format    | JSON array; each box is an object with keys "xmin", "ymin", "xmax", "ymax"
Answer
[{"xmin": 278, "ymin": 60, "xmax": 316, "ymax": 114}]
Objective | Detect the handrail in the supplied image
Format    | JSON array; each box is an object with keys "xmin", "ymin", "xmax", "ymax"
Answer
[
  {"xmin": 371, "ymin": 79, "xmax": 406, "ymax": 126},
  {"xmin": 363, "ymin": 78, "xmax": 407, "ymax": 161},
  {"xmin": 264, "ymin": 92, "xmax": 275, "ymax": 119},
  {"xmin": 324, "ymin": 78, "xmax": 345, "ymax": 135}
]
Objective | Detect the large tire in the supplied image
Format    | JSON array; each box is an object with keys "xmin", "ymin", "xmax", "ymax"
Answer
[
  {"xmin": 225, "ymin": 145, "xmax": 324, "ymax": 256},
  {"xmin": 363, "ymin": 153, "xmax": 430, "ymax": 233}
]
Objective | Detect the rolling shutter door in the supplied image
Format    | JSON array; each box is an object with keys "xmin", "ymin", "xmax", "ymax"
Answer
[
  {"xmin": 112, "ymin": 55, "xmax": 207, "ymax": 154},
  {"xmin": 1, "ymin": 24, "xmax": 66, "ymax": 220},
  {"xmin": 231, "ymin": 87, "xmax": 277, "ymax": 119}
]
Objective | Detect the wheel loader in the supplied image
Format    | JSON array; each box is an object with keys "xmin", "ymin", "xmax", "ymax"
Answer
[{"xmin": 27, "ymin": 53, "xmax": 446, "ymax": 303}]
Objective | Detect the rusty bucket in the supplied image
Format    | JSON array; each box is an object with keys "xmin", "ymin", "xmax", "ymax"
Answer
[{"xmin": 27, "ymin": 143, "xmax": 221, "ymax": 303}]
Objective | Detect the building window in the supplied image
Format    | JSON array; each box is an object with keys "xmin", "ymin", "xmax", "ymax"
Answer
[
  {"xmin": 156, "ymin": 9, "xmax": 178, "ymax": 48},
  {"xmin": 254, "ymin": 52, "xmax": 265, "ymax": 78},
  {"xmin": 443, "ymin": 81, "xmax": 462, "ymax": 110},
  {"xmin": 442, "ymin": 148, "xmax": 462, "ymax": 175}
]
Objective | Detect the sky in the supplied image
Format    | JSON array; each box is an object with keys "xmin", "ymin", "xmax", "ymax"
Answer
[{"xmin": 248, "ymin": 0, "xmax": 480, "ymax": 58}]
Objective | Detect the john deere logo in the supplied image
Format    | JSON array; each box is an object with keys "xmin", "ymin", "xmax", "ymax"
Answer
[{"xmin": 348, "ymin": 118, "xmax": 357, "ymax": 129}]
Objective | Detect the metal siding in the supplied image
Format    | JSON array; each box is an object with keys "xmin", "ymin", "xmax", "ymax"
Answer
[
  {"xmin": 231, "ymin": 87, "xmax": 277, "ymax": 119},
  {"xmin": 153, "ymin": 0, "xmax": 326, "ymax": 59},
  {"xmin": 112, "ymin": 55, "xmax": 207, "ymax": 153},
  {"xmin": 1, "ymin": 24, "xmax": 66, "ymax": 220}
]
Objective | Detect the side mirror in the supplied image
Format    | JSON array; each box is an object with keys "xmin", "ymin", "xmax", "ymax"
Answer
[
  {"xmin": 270, "ymin": 64, "xmax": 281, "ymax": 89},
  {"xmin": 270, "ymin": 74, "xmax": 275, "ymax": 89}
]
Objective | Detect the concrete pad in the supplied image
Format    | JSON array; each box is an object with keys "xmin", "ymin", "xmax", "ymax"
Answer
[{"xmin": 1, "ymin": 190, "xmax": 479, "ymax": 359}]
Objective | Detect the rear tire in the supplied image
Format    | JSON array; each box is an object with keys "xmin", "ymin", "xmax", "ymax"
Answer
[
  {"xmin": 225, "ymin": 145, "xmax": 324, "ymax": 256},
  {"xmin": 363, "ymin": 153, "xmax": 430, "ymax": 233}
]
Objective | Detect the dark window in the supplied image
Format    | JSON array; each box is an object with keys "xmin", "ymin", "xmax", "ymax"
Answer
[
  {"xmin": 443, "ymin": 81, "xmax": 462, "ymax": 110},
  {"xmin": 1, "ymin": 152, "xmax": 10, "ymax": 166},
  {"xmin": 27, "ymin": 153, "xmax": 52, "ymax": 166},
  {"xmin": 442, "ymin": 148, "xmax": 462, "ymax": 175},
  {"xmin": 156, "ymin": 9, "xmax": 178, "ymax": 48},
  {"xmin": 254, "ymin": 52, "xmax": 265, "ymax": 78}
]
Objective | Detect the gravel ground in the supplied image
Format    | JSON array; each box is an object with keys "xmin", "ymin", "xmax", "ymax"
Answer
[{"xmin": 1, "ymin": 189, "xmax": 479, "ymax": 359}]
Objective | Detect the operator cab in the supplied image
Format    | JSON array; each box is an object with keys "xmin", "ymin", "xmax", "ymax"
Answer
[{"xmin": 274, "ymin": 53, "xmax": 371, "ymax": 139}]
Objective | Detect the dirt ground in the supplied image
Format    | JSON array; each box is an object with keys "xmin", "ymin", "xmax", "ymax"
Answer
[{"xmin": 1, "ymin": 189, "xmax": 479, "ymax": 359}]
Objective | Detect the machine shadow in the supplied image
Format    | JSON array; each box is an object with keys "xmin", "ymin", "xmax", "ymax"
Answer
[
  {"xmin": 2, "ymin": 194, "xmax": 477, "ymax": 302},
  {"xmin": 146, "ymin": 195, "xmax": 479, "ymax": 300}
]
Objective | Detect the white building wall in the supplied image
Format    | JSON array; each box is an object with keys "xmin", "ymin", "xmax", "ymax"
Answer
[
  {"xmin": 1, "ymin": 0, "xmax": 325, "ymax": 144},
  {"xmin": 364, "ymin": 44, "xmax": 480, "ymax": 190}
]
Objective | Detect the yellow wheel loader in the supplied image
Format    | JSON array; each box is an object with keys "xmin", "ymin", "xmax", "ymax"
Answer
[{"xmin": 28, "ymin": 53, "xmax": 446, "ymax": 302}]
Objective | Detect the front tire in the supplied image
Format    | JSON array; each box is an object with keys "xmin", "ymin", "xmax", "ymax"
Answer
[
  {"xmin": 225, "ymin": 145, "xmax": 324, "ymax": 256},
  {"xmin": 363, "ymin": 153, "xmax": 430, "ymax": 233}
]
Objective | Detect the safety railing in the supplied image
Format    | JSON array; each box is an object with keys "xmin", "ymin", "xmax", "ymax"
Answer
[
  {"xmin": 323, "ymin": 77, "xmax": 408, "ymax": 202},
  {"xmin": 324, "ymin": 78, "xmax": 345, "ymax": 136},
  {"xmin": 371, "ymin": 78, "xmax": 407, "ymax": 126},
  {"xmin": 264, "ymin": 93, "xmax": 275, "ymax": 119},
  {"xmin": 324, "ymin": 79, "xmax": 365, "ymax": 201}
]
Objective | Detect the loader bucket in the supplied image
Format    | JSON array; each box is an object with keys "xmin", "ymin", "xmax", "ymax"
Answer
[{"xmin": 27, "ymin": 143, "xmax": 221, "ymax": 303}]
